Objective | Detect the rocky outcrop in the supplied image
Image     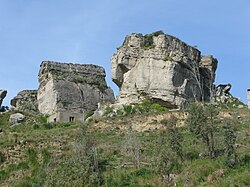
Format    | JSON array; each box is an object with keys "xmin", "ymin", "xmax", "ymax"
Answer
[
  {"xmin": 9, "ymin": 113, "xmax": 25, "ymax": 124},
  {"xmin": 0, "ymin": 90, "xmax": 7, "ymax": 107},
  {"xmin": 199, "ymin": 55, "xmax": 218, "ymax": 101},
  {"xmin": 11, "ymin": 90, "xmax": 38, "ymax": 114},
  {"xmin": 37, "ymin": 61, "xmax": 115, "ymax": 121},
  {"xmin": 215, "ymin": 84, "xmax": 245, "ymax": 108},
  {"xmin": 111, "ymin": 31, "xmax": 218, "ymax": 108},
  {"xmin": 215, "ymin": 84, "xmax": 234, "ymax": 103}
]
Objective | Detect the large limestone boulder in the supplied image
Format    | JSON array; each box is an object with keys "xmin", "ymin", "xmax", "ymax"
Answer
[
  {"xmin": 0, "ymin": 90, "xmax": 7, "ymax": 107},
  {"xmin": 11, "ymin": 90, "xmax": 38, "ymax": 114},
  {"xmin": 37, "ymin": 61, "xmax": 115, "ymax": 121},
  {"xmin": 111, "ymin": 31, "xmax": 217, "ymax": 108}
]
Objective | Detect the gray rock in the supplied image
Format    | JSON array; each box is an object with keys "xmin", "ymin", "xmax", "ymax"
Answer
[
  {"xmin": 238, "ymin": 105, "xmax": 244, "ymax": 109},
  {"xmin": 215, "ymin": 84, "xmax": 244, "ymax": 106},
  {"xmin": 199, "ymin": 55, "xmax": 218, "ymax": 101},
  {"xmin": 9, "ymin": 113, "xmax": 25, "ymax": 123},
  {"xmin": 37, "ymin": 61, "xmax": 115, "ymax": 122},
  {"xmin": 0, "ymin": 90, "xmax": 7, "ymax": 107},
  {"xmin": 10, "ymin": 123, "xmax": 22, "ymax": 128},
  {"xmin": 11, "ymin": 90, "xmax": 38, "ymax": 114},
  {"xmin": 111, "ymin": 31, "xmax": 217, "ymax": 108}
]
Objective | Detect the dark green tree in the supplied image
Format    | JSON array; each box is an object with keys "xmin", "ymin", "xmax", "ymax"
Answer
[{"xmin": 186, "ymin": 103, "xmax": 219, "ymax": 158}]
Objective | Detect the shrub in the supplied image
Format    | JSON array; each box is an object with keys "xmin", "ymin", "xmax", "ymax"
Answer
[
  {"xmin": 43, "ymin": 123, "xmax": 53, "ymax": 129},
  {"xmin": 144, "ymin": 31, "xmax": 164, "ymax": 49},
  {"xmin": 223, "ymin": 120, "xmax": 239, "ymax": 168},
  {"xmin": 163, "ymin": 55, "xmax": 173, "ymax": 61},
  {"xmin": 104, "ymin": 106, "xmax": 114, "ymax": 116},
  {"xmin": 122, "ymin": 105, "xmax": 134, "ymax": 116},
  {"xmin": 85, "ymin": 110, "xmax": 95, "ymax": 119},
  {"xmin": 0, "ymin": 151, "xmax": 5, "ymax": 165}
]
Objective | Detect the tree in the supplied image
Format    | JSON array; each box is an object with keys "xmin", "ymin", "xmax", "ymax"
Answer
[
  {"xmin": 223, "ymin": 120, "xmax": 239, "ymax": 168},
  {"xmin": 157, "ymin": 147, "xmax": 179, "ymax": 187},
  {"xmin": 156, "ymin": 116, "xmax": 183, "ymax": 186},
  {"xmin": 186, "ymin": 103, "xmax": 219, "ymax": 158},
  {"xmin": 161, "ymin": 116, "xmax": 183, "ymax": 160},
  {"xmin": 122, "ymin": 128, "xmax": 141, "ymax": 168}
]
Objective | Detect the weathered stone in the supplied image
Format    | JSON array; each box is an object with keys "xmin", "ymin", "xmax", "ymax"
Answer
[
  {"xmin": 37, "ymin": 61, "xmax": 115, "ymax": 122},
  {"xmin": 10, "ymin": 123, "xmax": 23, "ymax": 129},
  {"xmin": 215, "ymin": 84, "xmax": 244, "ymax": 107},
  {"xmin": 111, "ymin": 31, "xmax": 217, "ymax": 108},
  {"xmin": 0, "ymin": 90, "xmax": 7, "ymax": 107},
  {"xmin": 215, "ymin": 84, "xmax": 232, "ymax": 104},
  {"xmin": 11, "ymin": 90, "xmax": 38, "ymax": 114},
  {"xmin": 199, "ymin": 55, "xmax": 218, "ymax": 101},
  {"xmin": 9, "ymin": 113, "xmax": 25, "ymax": 123}
]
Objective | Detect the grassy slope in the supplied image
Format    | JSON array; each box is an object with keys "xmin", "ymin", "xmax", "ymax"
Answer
[{"xmin": 0, "ymin": 108, "xmax": 250, "ymax": 187}]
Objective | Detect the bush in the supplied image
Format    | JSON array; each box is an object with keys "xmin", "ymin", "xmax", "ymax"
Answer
[
  {"xmin": 0, "ymin": 151, "xmax": 5, "ymax": 165},
  {"xmin": 85, "ymin": 110, "xmax": 95, "ymax": 119},
  {"xmin": 144, "ymin": 31, "xmax": 164, "ymax": 49},
  {"xmin": 43, "ymin": 123, "xmax": 53, "ymax": 129}
]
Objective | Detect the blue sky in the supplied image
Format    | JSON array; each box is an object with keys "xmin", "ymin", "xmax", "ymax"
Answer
[{"xmin": 0, "ymin": 0, "xmax": 249, "ymax": 106}]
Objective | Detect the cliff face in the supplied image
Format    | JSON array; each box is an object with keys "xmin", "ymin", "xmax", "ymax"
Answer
[
  {"xmin": 199, "ymin": 55, "xmax": 218, "ymax": 101},
  {"xmin": 111, "ymin": 32, "xmax": 217, "ymax": 108},
  {"xmin": 37, "ymin": 61, "xmax": 115, "ymax": 116},
  {"xmin": 11, "ymin": 90, "xmax": 38, "ymax": 114}
]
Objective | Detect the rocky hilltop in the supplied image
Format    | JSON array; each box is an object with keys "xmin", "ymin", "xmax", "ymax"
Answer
[
  {"xmin": 37, "ymin": 61, "xmax": 115, "ymax": 122},
  {"xmin": 10, "ymin": 90, "xmax": 38, "ymax": 114},
  {"xmin": 112, "ymin": 31, "xmax": 218, "ymax": 108}
]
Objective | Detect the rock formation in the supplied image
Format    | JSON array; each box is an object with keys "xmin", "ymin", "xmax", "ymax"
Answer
[
  {"xmin": 214, "ymin": 84, "xmax": 245, "ymax": 108},
  {"xmin": 11, "ymin": 90, "xmax": 38, "ymax": 114},
  {"xmin": 215, "ymin": 84, "xmax": 234, "ymax": 103},
  {"xmin": 37, "ymin": 61, "xmax": 115, "ymax": 122},
  {"xmin": 199, "ymin": 55, "xmax": 218, "ymax": 101},
  {"xmin": 9, "ymin": 113, "xmax": 25, "ymax": 124},
  {"xmin": 111, "ymin": 31, "xmax": 217, "ymax": 108},
  {"xmin": 0, "ymin": 90, "xmax": 7, "ymax": 107}
]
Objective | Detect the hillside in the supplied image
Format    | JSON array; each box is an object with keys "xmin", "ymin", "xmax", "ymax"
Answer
[{"xmin": 0, "ymin": 103, "xmax": 250, "ymax": 187}]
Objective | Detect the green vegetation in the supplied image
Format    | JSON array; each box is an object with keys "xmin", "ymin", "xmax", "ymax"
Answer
[
  {"xmin": 0, "ymin": 103, "xmax": 250, "ymax": 186},
  {"xmin": 163, "ymin": 55, "xmax": 173, "ymax": 61},
  {"xmin": 144, "ymin": 31, "xmax": 164, "ymax": 49},
  {"xmin": 104, "ymin": 100, "xmax": 168, "ymax": 118}
]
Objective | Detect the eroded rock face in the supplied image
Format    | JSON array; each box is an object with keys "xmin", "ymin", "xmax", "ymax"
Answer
[
  {"xmin": 111, "ymin": 32, "xmax": 218, "ymax": 108},
  {"xmin": 11, "ymin": 90, "xmax": 38, "ymax": 114},
  {"xmin": 199, "ymin": 55, "xmax": 218, "ymax": 101},
  {"xmin": 215, "ymin": 84, "xmax": 233, "ymax": 103},
  {"xmin": 37, "ymin": 61, "xmax": 115, "ymax": 120},
  {"xmin": 0, "ymin": 90, "xmax": 7, "ymax": 107}
]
